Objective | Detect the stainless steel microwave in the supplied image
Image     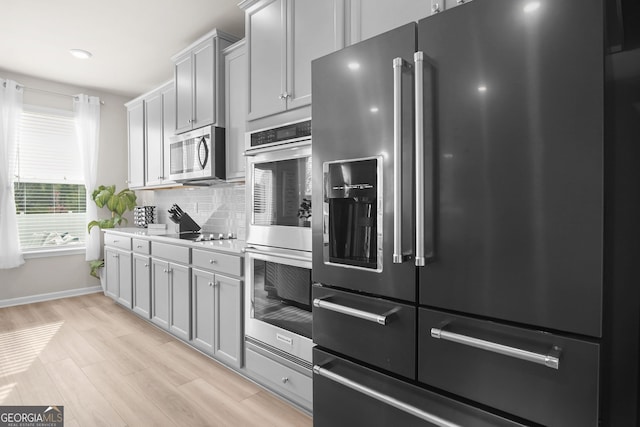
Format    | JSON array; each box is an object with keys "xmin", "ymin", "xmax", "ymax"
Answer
[{"xmin": 169, "ymin": 125, "xmax": 226, "ymax": 182}]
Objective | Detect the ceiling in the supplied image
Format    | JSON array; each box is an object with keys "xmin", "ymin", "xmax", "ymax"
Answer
[{"xmin": 0, "ymin": 0, "xmax": 245, "ymax": 98}]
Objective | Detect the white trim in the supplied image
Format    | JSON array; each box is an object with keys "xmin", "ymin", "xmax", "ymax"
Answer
[
  {"xmin": 22, "ymin": 247, "xmax": 86, "ymax": 259},
  {"xmin": 0, "ymin": 285, "xmax": 103, "ymax": 308}
]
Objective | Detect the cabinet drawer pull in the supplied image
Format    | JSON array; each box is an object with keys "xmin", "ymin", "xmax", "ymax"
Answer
[
  {"xmin": 313, "ymin": 365, "xmax": 460, "ymax": 427},
  {"xmin": 313, "ymin": 297, "xmax": 395, "ymax": 325},
  {"xmin": 208, "ymin": 281, "xmax": 214, "ymax": 287},
  {"xmin": 209, "ymin": 259, "xmax": 217, "ymax": 264},
  {"xmin": 430, "ymin": 325, "xmax": 561, "ymax": 370},
  {"xmin": 281, "ymin": 377, "xmax": 289, "ymax": 384},
  {"xmin": 144, "ymin": 263, "xmax": 149, "ymax": 267}
]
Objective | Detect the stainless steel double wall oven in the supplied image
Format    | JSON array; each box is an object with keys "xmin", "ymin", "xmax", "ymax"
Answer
[{"xmin": 244, "ymin": 119, "xmax": 314, "ymax": 372}]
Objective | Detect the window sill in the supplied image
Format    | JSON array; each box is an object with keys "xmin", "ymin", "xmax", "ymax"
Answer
[{"xmin": 22, "ymin": 247, "xmax": 86, "ymax": 259}]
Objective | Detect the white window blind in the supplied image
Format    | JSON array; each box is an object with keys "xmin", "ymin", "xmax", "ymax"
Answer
[{"xmin": 14, "ymin": 106, "xmax": 86, "ymax": 250}]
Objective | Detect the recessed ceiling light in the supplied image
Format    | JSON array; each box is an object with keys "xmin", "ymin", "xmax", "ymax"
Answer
[{"xmin": 69, "ymin": 49, "xmax": 92, "ymax": 59}]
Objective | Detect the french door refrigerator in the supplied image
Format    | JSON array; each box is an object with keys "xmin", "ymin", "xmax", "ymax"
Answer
[{"xmin": 311, "ymin": 0, "xmax": 640, "ymax": 426}]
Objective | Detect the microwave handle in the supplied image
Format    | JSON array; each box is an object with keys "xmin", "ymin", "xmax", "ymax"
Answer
[{"xmin": 197, "ymin": 137, "xmax": 209, "ymax": 169}]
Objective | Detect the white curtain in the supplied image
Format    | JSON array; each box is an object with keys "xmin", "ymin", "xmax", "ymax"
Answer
[
  {"xmin": 73, "ymin": 94, "xmax": 101, "ymax": 261},
  {"xmin": 0, "ymin": 79, "xmax": 25, "ymax": 269}
]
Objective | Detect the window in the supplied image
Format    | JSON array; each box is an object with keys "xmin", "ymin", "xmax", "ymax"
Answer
[{"xmin": 14, "ymin": 106, "xmax": 86, "ymax": 251}]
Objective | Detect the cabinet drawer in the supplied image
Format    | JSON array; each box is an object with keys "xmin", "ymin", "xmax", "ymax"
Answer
[
  {"xmin": 152, "ymin": 242, "xmax": 189, "ymax": 264},
  {"xmin": 418, "ymin": 308, "xmax": 599, "ymax": 427},
  {"xmin": 313, "ymin": 348, "xmax": 525, "ymax": 427},
  {"xmin": 192, "ymin": 249, "xmax": 242, "ymax": 276},
  {"xmin": 104, "ymin": 233, "xmax": 131, "ymax": 250},
  {"xmin": 132, "ymin": 238, "xmax": 150, "ymax": 254},
  {"xmin": 246, "ymin": 347, "xmax": 312, "ymax": 406},
  {"xmin": 313, "ymin": 285, "xmax": 416, "ymax": 379}
]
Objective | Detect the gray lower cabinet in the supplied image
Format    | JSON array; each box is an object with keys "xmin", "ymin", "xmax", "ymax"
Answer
[
  {"xmin": 151, "ymin": 259, "xmax": 170, "ymax": 330},
  {"xmin": 104, "ymin": 246, "xmax": 132, "ymax": 308},
  {"xmin": 191, "ymin": 253, "xmax": 243, "ymax": 369},
  {"xmin": 132, "ymin": 253, "xmax": 151, "ymax": 318},
  {"xmin": 169, "ymin": 262, "xmax": 191, "ymax": 341},
  {"xmin": 151, "ymin": 258, "xmax": 191, "ymax": 341}
]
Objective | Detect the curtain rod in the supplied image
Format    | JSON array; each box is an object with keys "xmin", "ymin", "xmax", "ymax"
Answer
[{"xmin": 2, "ymin": 81, "xmax": 105, "ymax": 105}]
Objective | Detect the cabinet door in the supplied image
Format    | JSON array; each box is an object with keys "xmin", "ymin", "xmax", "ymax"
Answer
[
  {"xmin": 214, "ymin": 274, "xmax": 243, "ymax": 369},
  {"xmin": 161, "ymin": 83, "xmax": 176, "ymax": 185},
  {"xmin": 117, "ymin": 251, "xmax": 133, "ymax": 308},
  {"xmin": 127, "ymin": 101, "xmax": 145, "ymax": 188},
  {"xmin": 169, "ymin": 263, "xmax": 191, "ymax": 341},
  {"xmin": 192, "ymin": 39, "xmax": 216, "ymax": 129},
  {"xmin": 144, "ymin": 91, "xmax": 163, "ymax": 186},
  {"xmin": 224, "ymin": 42, "xmax": 247, "ymax": 181},
  {"xmin": 175, "ymin": 54, "xmax": 193, "ymax": 133},
  {"xmin": 151, "ymin": 259, "xmax": 170, "ymax": 330},
  {"xmin": 287, "ymin": 0, "xmax": 344, "ymax": 110},
  {"xmin": 191, "ymin": 268, "xmax": 215, "ymax": 354},
  {"xmin": 133, "ymin": 254, "xmax": 151, "ymax": 318},
  {"xmin": 247, "ymin": 0, "xmax": 286, "ymax": 120},
  {"xmin": 348, "ymin": 0, "xmax": 429, "ymax": 44},
  {"xmin": 104, "ymin": 247, "xmax": 120, "ymax": 300},
  {"xmin": 429, "ymin": 0, "xmax": 471, "ymax": 15}
]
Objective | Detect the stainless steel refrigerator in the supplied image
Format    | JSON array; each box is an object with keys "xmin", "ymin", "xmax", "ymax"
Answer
[{"xmin": 311, "ymin": 0, "xmax": 640, "ymax": 425}]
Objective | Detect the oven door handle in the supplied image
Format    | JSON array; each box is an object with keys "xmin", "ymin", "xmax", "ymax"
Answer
[
  {"xmin": 313, "ymin": 365, "xmax": 461, "ymax": 427},
  {"xmin": 243, "ymin": 139, "xmax": 311, "ymax": 156},
  {"xmin": 313, "ymin": 297, "xmax": 396, "ymax": 326},
  {"xmin": 244, "ymin": 246, "xmax": 312, "ymax": 264}
]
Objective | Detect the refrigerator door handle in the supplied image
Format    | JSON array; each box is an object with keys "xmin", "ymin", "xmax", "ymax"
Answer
[
  {"xmin": 313, "ymin": 297, "xmax": 396, "ymax": 326},
  {"xmin": 392, "ymin": 57, "xmax": 405, "ymax": 264},
  {"xmin": 313, "ymin": 364, "xmax": 462, "ymax": 427},
  {"xmin": 415, "ymin": 51, "xmax": 426, "ymax": 267},
  {"xmin": 414, "ymin": 51, "xmax": 434, "ymax": 267},
  {"xmin": 430, "ymin": 326, "xmax": 562, "ymax": 370}
]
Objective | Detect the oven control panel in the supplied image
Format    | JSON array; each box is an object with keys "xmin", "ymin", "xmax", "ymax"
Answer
[{"xmin": 250, "ymin": 120, "xmax": 311, "ymax": 148}]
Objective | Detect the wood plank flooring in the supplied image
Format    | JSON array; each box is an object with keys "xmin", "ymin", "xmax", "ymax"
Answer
[{"xmin": 0, "ymin": 293, "xmax": 312, "ymax": 426}]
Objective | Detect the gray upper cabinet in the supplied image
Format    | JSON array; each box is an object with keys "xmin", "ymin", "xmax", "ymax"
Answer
[
  {"xmin": 126, "ymin": 80, "xmax": 175, "ymax": 189},
  {"xmin": 347, "ymin": 0, "xmax": 430, "ymax": 44},
  {"xmin": 144, "ymin": 89, "xmax": 163, "ymax": 187},
  {"xmin": 223, "ymin": 40, "xmax": 247, "ymax": 181},
  {"xmin": 172, "ymin": 30, "xmax": 239, "ymax": 134},
  {"xmin": 161, "ymin": 83, "xmax": 176, "ymax": 186},
  {"xmin": 126, "ymin": 99, "xmax": 145, "ymax": 189},
  {"xmin": 429, "ymin": 0, "xmax": 473, "ymax": 15},
  {"xmin": 241, "ymin": 0, "xmax": 344, "ymax": 122}
]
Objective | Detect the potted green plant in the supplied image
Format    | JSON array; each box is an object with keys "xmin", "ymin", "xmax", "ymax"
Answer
[{"xmin": 87, "ymin": 185, "xmax": 137, "ymax": 284}]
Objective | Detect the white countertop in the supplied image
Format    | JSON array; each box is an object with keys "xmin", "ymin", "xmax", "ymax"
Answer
[{"xmin": 104, "ymin": 227, "xmax": 246, "ymax": 255}]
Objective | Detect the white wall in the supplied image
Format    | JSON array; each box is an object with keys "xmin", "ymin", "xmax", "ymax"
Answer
[{"xmin": 0, "ymin": 69, "xmax": 131, "ymax": 303}]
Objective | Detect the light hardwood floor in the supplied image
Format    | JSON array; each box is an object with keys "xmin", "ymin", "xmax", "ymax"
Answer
[{"xmin": 0, "ymin": 292, "xmax": 312, "ymax": 426}]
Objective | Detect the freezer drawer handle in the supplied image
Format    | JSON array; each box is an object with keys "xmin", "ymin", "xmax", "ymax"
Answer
[
  {"xmin": 313, "ymin": 365, "xmax": 461, "ymax": 427},
  {"xmin": 430, "ymin": 326, "xmax": 561, "ymax": 370},
  {"xmin": 313, "ymin": 298, "xmax": 394, "ymax": 326}
]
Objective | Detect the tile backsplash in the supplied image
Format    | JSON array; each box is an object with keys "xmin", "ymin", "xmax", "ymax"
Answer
[{"xmin": 136, "ymin": 183, "xmax": 246, "ymax": 240}]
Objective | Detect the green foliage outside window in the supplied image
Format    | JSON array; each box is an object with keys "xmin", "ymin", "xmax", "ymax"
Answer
[{"xmin": 14, "ymin": 182, "xmax": 86, "ymax": 214}]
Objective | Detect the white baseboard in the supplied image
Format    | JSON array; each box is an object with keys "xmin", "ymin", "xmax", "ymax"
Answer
[{"xmin": 0, "ymin": 285, "xmax": 103, "ymax": 308}]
